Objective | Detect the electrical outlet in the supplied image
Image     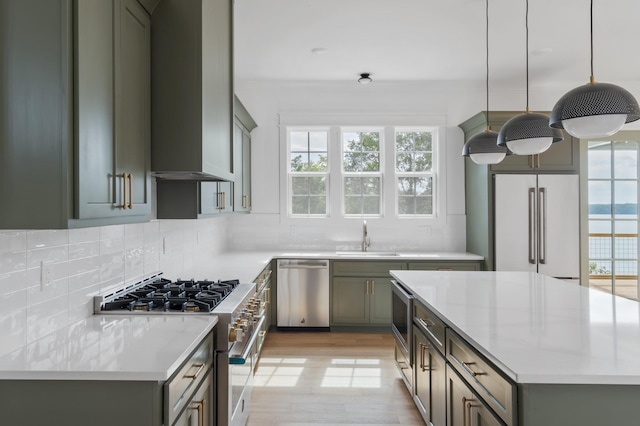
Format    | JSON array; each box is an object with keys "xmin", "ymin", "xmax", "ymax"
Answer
[
  {"xmin": 290, "ymin": 225, "xmax": 297, "ymax": 236},
  {"xmin": 418, "ymin": 226, "xmax": 431, "ymax": 236},
  {"xmin": 40, "ymin": 260, "xmax": 53, "ymax": 291}
]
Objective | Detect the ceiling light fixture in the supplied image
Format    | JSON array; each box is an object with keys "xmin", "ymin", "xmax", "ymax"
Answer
[
  {"xmin": 549, "ymin": 0, "xmax": 640, "ymax": 138},
  {"xmin": 358, "ymin": 73, "xmax": 372, "ymax": 84},
  {"xmin": 497, "ymin": 0, "xmax": 563, "ymax": 156},
  {"xmin": 462, "ymin": 0, "xmax": 509, "ymax": 165}
]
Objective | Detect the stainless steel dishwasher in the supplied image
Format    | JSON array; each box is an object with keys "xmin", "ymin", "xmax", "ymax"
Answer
[{"xmin": 277, "ymin": 259, "xmax": 330, "ymax": 328}]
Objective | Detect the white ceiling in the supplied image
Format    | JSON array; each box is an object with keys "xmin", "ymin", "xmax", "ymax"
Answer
[{"xmin": 233, "ymin": 0, "xmax": 640, "ymax": 86}]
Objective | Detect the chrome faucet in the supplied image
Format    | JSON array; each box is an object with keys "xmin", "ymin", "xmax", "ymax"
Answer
[{"xmin": 362, "ymin": 220, "xmax": 370, "ymax": 252}]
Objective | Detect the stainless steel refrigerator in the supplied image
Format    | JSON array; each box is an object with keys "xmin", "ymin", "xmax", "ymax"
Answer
[{"xmin": 494, "ymin": 174, "xmax": 580, "ymax": 280}]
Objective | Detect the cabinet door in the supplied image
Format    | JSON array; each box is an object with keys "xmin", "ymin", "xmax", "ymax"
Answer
[
  {"xmin": 447, "ymin": 366, "xmax": 502, "ymax": 426},
  {"xmin": 76, "ymin": 0, "xmax": 151, "ymax": 220},
  {"xmin": 369, "ymin": 278, "xmax": 391, "ymax": 324},
  {"xmin": 114, "ymin": 0, "xmax": 151, "ymax": 215},
  {"xmin": 414, "ymin": 328, "xmax": 431, "ymax": 422},
  {"xmin": 75, "ymin": 0, "xmax": 116, "ymax": 218},
  {"xmin": 218, "ymin": 181, "xmax": 234, "ymax": 213},
  {"xmin": 242, "ymin": 129, "xmax": 252, "ymax": 210},
  {"xmin": 415, "ymin": 328, "xmax": 447, "ymax": 426},
  {"xmin": 174, "ymin": 369, "xmax": 214, "ymax": 426},
  {"xmin": 331, "ymin": 278, "xmax": 368, "ymax": 324},
  {"xmin": 200, "ymin": 182, "xmax": 221, "ymax": 215}
]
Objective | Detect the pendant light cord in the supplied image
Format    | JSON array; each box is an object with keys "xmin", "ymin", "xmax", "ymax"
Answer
[
  {"xmin": 485, "ymin": 0, "xmax": 490, "ymax": 129},
  {"xmin": 525, "ymin": 0, "xmax": 530, "ymax": 112},
  {"xmin": 590, "ymin": 0, "xmax": 594, "ymax": 83}
]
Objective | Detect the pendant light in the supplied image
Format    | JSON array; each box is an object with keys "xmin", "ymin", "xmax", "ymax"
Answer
[
  {"xmin": 462, "ymin": 0, "xmax": 509, "ymax": 165},
  {"xmin": 497, "ymin": 0, "xmax": 563, "ymax": 156},
  {"xmin": 549, "ymin": 0, "xmax": 640, "ymax": 138}
]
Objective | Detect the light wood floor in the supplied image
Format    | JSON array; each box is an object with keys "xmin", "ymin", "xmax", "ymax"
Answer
[{"xmin": 247, "ymin": 331, "xmax": 424, "ymax": 426}]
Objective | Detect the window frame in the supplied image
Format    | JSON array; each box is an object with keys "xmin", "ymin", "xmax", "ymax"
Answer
[
  {"xmin": 340, "ymin": 127, "xmax": 384, "ymax": 217},
  {"xmin": 286, "ymin": 127, "xmax": 330, "ymax": 218},
  {"xmin": 394, "ymin": 126, "xmax": 438, "ymax": 218},
  {"xmin": 278, "ymin": 113, "xmax": 447, "ymax": 227}
]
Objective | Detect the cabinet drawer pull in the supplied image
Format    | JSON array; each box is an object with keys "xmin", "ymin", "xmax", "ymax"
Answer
[
  {"xmin": 371, "ymin": 279, "xmax": 375, "ymax": 295},
  {"xmin": 417, "ymin": 317, "xmax": 436, "ymax": 328},
  {"xmin": 463, "ymin": 397, "xmax": 481, "ymax": 426},
  {"xmin": 184, "ymin": 363, "xmax": 206, "ymax": 380},
  {"xmin": 190, "ymin": 399, "xmax": 205, "ymax": 426},
  {"xmin": 127, "ymin": 173, "xmax": 133, "ymax": 209},
  {"xmin": 365, "ymin": 279, "xmax": 369, "ymax": 295},
  {"xmin": 117, "ymin": 173, "xmax": 127, "ymax": 209},
  {"xmin": 419, "ymin": 342, "xmax": 431, "ymax": 372},
  {"xmin": 461, "ymin": 361, "xmax": 486, "ymax": 377}
]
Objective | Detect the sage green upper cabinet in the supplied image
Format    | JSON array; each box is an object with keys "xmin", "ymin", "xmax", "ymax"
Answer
[
  {"xmin": 459, "ymin": 111, "xmax": 579, "ymax": 173},
  {"xmin": 151, "ymin": 0, "xmax": 234, "ymax": 181},
  {"xmin": 233, "ymin": 97, "xmax": 257, "ymax": 213},
  {"xmin": 156, "ymin": 181, "xmax": 233, "ymax": 219},
  {"xmin": 0, "ymin": 0, "xmax": 151, "ymax": 229},
  {"xmin": 76, "ymin": 0, "xmax": 151, "ymax": 220}
]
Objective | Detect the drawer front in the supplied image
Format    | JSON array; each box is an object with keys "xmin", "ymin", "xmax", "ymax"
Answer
[
  {"xmin": 166, "ymin": 333, "xmax": 214, "ymax": 426},
  {"xmin": 413, "ymin": 302, "xmax": 445, "ymax": 355},
  {"xmin": 407, "ymin": 261, "xmax": 481, "ymax": 271},
  {"xmin": 332, "ymin": 260, "xmax": 405, "ymax": 277},
  {"xmin": 446, "ymin": 329, "xmax": 516, "ymax": 425}
]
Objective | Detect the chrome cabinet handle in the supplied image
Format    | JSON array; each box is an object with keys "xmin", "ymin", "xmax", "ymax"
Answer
[
  {"xmin": 528, "ymin": 187, "xmax": 536, "ymax": 264},
  {"xmin": 461, "ymin": 361, "xmax": 486, "ymax": 377},
  {"xmin": 538, "ymin": 187, "xmax": 546, "ymax": 264}
]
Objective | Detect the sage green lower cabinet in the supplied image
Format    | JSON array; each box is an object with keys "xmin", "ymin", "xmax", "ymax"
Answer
[
  {"xmin": 414, "ymin": 325, "xmax": 446, "ymax": 426},
  {"xmin": 331, "ymin": 277, "xmax": 391, "ymax": 325},
  {"xmin": 331, "ymin": 261, "xmax": 405, "ymax": 327},
  {"xmin": 446, "ymin": 365, "xmax": 502, "ymax": 426}
]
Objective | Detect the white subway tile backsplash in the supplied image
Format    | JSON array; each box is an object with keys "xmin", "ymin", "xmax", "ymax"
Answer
[
  {"xmin": 0, "ymin": 251, "xmax": 27, "ymax": 275},
  {"xmin": 0, "ymin": 231, "xmax": 26, "ymax": 254},
  {"xmin": 0, "ymin": 218, "xmax": 232, "ymax": 352},
  {"xmin": 26, "ymin": 229, "xmax": 68, "ymax": 250}
]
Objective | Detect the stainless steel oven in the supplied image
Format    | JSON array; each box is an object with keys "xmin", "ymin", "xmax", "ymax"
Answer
[{"xmin": 391, "ymin": 279, "xmax": 414, "ymax": 392}]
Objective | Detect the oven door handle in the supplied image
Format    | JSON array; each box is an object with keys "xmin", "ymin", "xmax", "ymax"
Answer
[{"xmin": 229, "ymin": 315, "xmax": 266, "ymax": 365}]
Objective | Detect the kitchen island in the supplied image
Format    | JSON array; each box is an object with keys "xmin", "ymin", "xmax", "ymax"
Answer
[{"xmin": 391, "ymin": 270, "xmax": 640, "ymax": 425}]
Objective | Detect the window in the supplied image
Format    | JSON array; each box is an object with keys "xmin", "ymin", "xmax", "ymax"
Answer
[
  {"xmin": 395, "ymin": 130, "xmax": 435, "ymax": 216},
  {"xmin": 587, "ymin": 137, "xmax": 639, "ymax": 300},
  {"xmin": 342, "ymin": 130, "xmax": 382, "ymax": 216},
  {"xmin": 281, "ymin": 115, "xmax": 444, "ymax": 222},
  {"xmin": 288, "ymin": 130, "xmax": 328, "ymax": 216}
]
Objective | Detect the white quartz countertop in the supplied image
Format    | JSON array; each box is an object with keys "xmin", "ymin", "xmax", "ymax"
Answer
[
  {"xmin": 0, "ymin": 315, "xmax": 217, "ymax": 381},
  {"xmin": 179, "ymin": 250, "xmax": 483, "ymax": 284},
  {"xmin": 390, "ymin": 270, "xmax": 640, "ymax": 386}
]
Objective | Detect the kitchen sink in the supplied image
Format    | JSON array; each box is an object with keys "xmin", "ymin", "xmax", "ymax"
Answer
[{"xmin": 335, "ymin": 251, "xmax": 400, "ymax": 257}]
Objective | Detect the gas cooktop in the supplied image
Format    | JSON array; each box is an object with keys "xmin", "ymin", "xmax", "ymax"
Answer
[{"xmin": 99, "ymin": 277, "xmax": 241, "ymax": 313}]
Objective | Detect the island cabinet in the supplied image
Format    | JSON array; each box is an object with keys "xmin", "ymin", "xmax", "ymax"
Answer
[
  {"xmin": 151, "ymin": 0, "xmax": 234, "ymax": 182},
  {"xmin": 331, "ymin": 261, "xmax": 405, "ymax": 327},
  {"xmin": 408, "ymin": 261, "xmax": 481, "ymax": 271},
  {"xmin": 0, "ymin": 0, "xmax": 152, "ymax": 229},
  {"xmin": 413, "ymin": 303, "xmax": 446, "ymax": 426}
]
